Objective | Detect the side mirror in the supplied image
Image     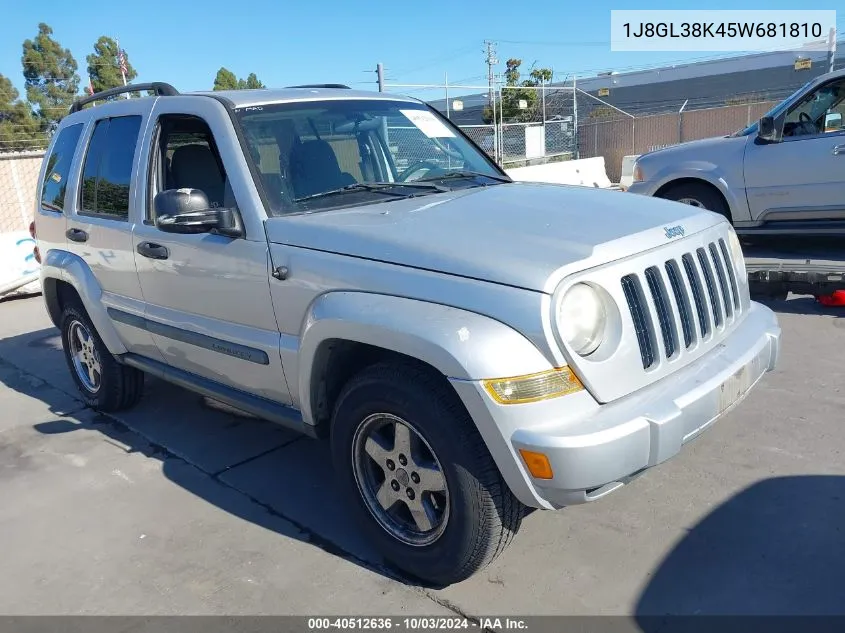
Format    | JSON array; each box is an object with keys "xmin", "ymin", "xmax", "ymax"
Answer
[
  {"xmin": 824, "ymin": 112, "xmax": 842, "ymax": 132},
  {"xmin": 757, "ymin": 115, "xmax": 782, "ymax": 143},
  {"xmin": 154, "ymin": 189, "xmax": 243, "ymax": 238}
]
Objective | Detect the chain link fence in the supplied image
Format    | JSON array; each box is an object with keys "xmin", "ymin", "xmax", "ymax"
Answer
[
  {"xmin": 385, "ymin": 83, "xmax": 587, "ymax": 167},
  {"xmin": 382, "ymin": 82, "xmax": 796, "ymax": 182}
]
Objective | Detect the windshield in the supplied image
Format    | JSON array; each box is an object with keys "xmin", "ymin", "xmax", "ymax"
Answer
[
  {"xmin": 234, "ymin": 99, "xmax": 508, "ymax": 215},
  {"xmin": 733, "ymin": 79, "xmax": 816, "ymax": 136}
]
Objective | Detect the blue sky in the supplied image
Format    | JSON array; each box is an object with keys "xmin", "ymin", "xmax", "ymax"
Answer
[{"xmin": 1, "ymin": 0, "xmax": 842, "ymax": 102}]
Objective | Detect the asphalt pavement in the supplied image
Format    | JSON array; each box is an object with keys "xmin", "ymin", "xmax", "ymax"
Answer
[{"xmin": 0, "ymin": 293, "xmax": 843, "ymax": 617}]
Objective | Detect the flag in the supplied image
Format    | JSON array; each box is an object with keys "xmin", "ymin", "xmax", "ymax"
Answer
[
  {"xmin": 87, "ymin": 76, "xmax": 95, "ymax": 96},
  {"xmin": 118, "ymin": 49, "xmax": 128, "ymax": 77}
]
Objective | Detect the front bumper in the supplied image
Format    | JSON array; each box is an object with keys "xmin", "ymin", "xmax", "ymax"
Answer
[
  {"xmin": 452, "ymin": 301, "xmax": 780, "ymax": 509},
  {"xmin": 625, "ymin": 181, "xmax": 658, "ymax": 196}
]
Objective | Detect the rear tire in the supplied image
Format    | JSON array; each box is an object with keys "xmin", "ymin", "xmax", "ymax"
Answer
[
  {"xmin": 60, "ymin": 301, "xmax": 144, "ymax": 412},
  {"xmin": 659, "ymin": 182, "xmax": 731, "ymax": 221},
  {"xmin": 330, "ymin": 361, "xmax": 524, "ymax": 586}
]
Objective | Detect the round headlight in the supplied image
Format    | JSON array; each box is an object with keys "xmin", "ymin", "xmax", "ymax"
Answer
[
  {"xmin": 727, "ymin": 228, "xmax": 747, "ymax": 278},
  {"xmin": 557, "ymin": 283, "xmax": 607, "ymax": 356}
]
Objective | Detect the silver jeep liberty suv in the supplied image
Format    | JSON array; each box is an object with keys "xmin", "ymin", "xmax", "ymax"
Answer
[{"xmin": 32, "ymin": 81, "xmax": 781, "ymax": 586}]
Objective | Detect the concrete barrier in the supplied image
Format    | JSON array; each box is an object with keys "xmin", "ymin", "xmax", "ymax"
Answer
[{"xmin": 505, "ymin": 156, "xmax": 619, "ymax": 189}]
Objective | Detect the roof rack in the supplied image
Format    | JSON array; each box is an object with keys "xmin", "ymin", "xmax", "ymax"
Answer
[
  {"xmin": 284, "ymin": 83, "xmax": 351, "ymax": 89},
  {"xmin": 69, "ymin": 82, "xmax": 179, "ymax": 114}
]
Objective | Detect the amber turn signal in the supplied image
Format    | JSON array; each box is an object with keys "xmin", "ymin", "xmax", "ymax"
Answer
[{"xmin": 519, "ymin": 449, "xmax": 554, "ymax": 480}]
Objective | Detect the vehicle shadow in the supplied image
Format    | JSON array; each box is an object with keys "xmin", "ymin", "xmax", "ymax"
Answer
[
  {"xmin": 634, "ymin": 475, "xmax": 845, "ymax": 626},
  {"xmin": 0, "ymin": 325, "xmax": 433, "ymax": 588}
]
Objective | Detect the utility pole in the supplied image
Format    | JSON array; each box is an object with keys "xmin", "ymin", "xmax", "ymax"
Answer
[
  {"xmin": 376, "ymin": 63, "xmax": 385, "ymax": 92},
  {"xmin": 572, "ymin": 75, "xmax": 579, "ymax": 159},
  {"xmin": 828, "ymin": 27, "xmax": 837, "ymax": 74},
  {"xmin": 483, "ymin": 40, "xmax": 498, "ymax": 107},
  {"xmin": 445, "ymin": 71, "xmax": 450, "ymax": 119}
]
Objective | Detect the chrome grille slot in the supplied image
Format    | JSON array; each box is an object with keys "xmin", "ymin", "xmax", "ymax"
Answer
[
  {"xmin": 718, "ymin": 238, "xmax": 740, "ymax": 311},
  {"xmin": 682, "ymin": 253, "xmax": 709, "ymax": 338},
  {"xmin": 697, "ymin": 247, "xmax": 723, "ymax": 328},
  {"xmin": 621, "ymin": 274, "xmax": 656, "ymax": 369},
  {"xmin": 709, "ymin": 243, "xmax": 733, "ymax": 320},
  {"xmin": 665, "ymin": 260, "xmax": 694, "ymax": 348},
  {"xmin": 644, "ymin": 266, "xmax": 677, "ymax": 359}
]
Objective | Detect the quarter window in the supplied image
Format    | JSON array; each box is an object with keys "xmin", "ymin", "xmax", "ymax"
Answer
[
  {"xmin": 40, "ymin": 123, "xmax": 84, "ymax": 212},
  {"xmin": 79, "ymin": 115, "xmax": 142, "ymax": 219}
]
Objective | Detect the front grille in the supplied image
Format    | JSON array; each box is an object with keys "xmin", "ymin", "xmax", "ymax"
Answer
[{"xmin": 622, "ymin": 237, "xmax": 743, "ymax": 370}]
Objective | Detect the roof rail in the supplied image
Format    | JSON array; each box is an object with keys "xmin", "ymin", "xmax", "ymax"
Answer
[
  {"xmin": 69, "ymin": 82, "xmax": 179, "ymax": 114},
  {"xmin": 285, "ymin": 83, "xmax": 351, "ymax": 89}
]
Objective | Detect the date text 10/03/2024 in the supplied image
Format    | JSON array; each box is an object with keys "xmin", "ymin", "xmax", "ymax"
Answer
[{"xmin": 307, "ymin": 618, "xmax": 529, "ymax": 630}]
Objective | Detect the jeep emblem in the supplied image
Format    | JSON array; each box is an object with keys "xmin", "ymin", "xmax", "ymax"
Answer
[{"xmin": 664, "ymin": 225, "xmax": 685, "ymax": 239}]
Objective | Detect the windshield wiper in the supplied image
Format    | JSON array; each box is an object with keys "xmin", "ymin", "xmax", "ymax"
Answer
[
  {"xmin": 293, "ymin": 181, "xmax": 448, "ymax": 203},
  {"xmin": 419, "ymin": 170, "xmax": 511, "ymax": 184}
]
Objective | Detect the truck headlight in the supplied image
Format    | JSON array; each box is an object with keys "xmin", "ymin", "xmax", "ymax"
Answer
[
  {"xmin": 633, "ymin": 162, "xmax": 644, "ymax": 183},
  {"xmin": 556, "ymin": 283, "xmax": 607, "ymax": 356}
]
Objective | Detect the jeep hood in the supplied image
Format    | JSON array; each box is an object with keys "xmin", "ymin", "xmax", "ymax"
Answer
[{"xmin": 264, "ymin": 182, "xmax": 722, "ymax": 293}]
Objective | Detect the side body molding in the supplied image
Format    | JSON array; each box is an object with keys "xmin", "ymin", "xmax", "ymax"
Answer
[
  {"xmin": 40, "ymin": 249, "xmax": 128, "ymax": 355},
  {"xmin": 296, "ymin": 291, "xmax": 555, "ymax": 426}
]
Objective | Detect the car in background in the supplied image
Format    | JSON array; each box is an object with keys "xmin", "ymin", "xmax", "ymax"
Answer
[{"xmin": 627, "ymin": 68, "xmax": 845, "ymax": 236}]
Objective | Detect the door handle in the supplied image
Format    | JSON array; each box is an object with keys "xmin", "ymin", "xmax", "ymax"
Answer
[
  {"xmin": 66, "ymin": 228, "xmax": 88, "ymax": 243},
  {"xmin": 833, "ymin": 144, "xmax": 845, "ymax": 156},
  {"xmin": 136, "ymin": 241, "xmax": 169, "ymax": 260}
]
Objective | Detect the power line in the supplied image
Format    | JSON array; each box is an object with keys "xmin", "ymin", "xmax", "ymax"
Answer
[{"xmin": 389, "ymin": 45, "xmax": 478, "ymax": 78}]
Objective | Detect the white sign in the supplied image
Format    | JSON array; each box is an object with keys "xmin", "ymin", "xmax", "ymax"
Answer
[
  {"xmin": 518, "ymin": 99, "xmax": 528, "ymax": 110},
  {"xmin": 525, "ymin": 125, "xmax": 545, "ymax": 160},
  {"xmin": 400, "ymin": 109, "xmax": 455, "ymax": 138},
  {"xmin": 451, "ymin": 100, "xmax": 463, "ymax": 111},
  {"xmin": 0, "ymin": 230, "xmax": 41, "ymax": 297}
]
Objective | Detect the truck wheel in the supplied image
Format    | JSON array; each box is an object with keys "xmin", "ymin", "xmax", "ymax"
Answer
[
  {"xmin": 60, "ymin": 301, "xmax": 144, "ymax": 412},
  {"xmin": 330, "ymin": 361, "xmax": 524, "ymax": 586},
  {"xmin": 659, "ymin": 182, "xmax": 731, "ymax": 221}
]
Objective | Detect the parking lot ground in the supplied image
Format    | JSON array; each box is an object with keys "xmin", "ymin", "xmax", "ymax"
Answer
[{"xmin": 1, "ymin": 294, "xmax": 844, "ymax": 617}]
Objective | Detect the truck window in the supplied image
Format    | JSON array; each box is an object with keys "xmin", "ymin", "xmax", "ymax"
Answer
[
  {"xmin": 783, "ymin": 78, "xmax": 845, "ymax": 138},
  {"xmin": 79, "ymin": 115, "xmax": 142, "ymax": 219},
  {"xmin": 40, "ymin": 123, "xmax": 84, "ymax": 212},
  {"xmin": 149, "ymin": 114, "xmax": 230, "ymax": 220}
]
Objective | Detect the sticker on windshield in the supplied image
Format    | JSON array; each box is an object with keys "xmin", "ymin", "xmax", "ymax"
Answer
[{"xmin": 400, "ymin": 110, "xmax": 455, "ymax": 138}]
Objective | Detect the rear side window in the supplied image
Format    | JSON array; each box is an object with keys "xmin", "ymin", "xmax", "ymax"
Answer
[
  {"xmin": 79, "ymin": 115, "xmax": 142, "ymax": 219},
  {"xmin": 40, "ymin": 123, "xmax": 84, "ymax": 212}
]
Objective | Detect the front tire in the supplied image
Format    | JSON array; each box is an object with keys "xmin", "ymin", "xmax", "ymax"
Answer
[
  {"xmin": 659, "ymin": 182, "xmax": 731, "ymax": 221},
  {"xmin": 60, "ymin": 301, "xmax": 144, "ymax": 412},
  {"xmin": 330, "ymin": 361, "xmax": 524, "ymax": 586}
]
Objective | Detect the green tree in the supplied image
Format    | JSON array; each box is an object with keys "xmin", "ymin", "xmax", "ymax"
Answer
[
  {"xmin": 214, "ymin": 68, "xmax": 265, "ymax": 90},
  {"xmin": 22, "ymin": 23, "xmax": 80, "ymax": 129},
  {"xmin": 482, "ymin": 59, "xmax": 553, "ymax": 124},
  {"xmin": 0, "ymin": 73, "xmax": 41, "ymax": 151},
  {"xmin": 241, "ymin": 73, "xmax": 265, "ymax": 89},
  {"xmin": 86, "ymin": 36, "xmax": 138, "ymax": 95},
  {"xmin": 213, "ymin": 67, "xmax": 239, "ymax": 91}
]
